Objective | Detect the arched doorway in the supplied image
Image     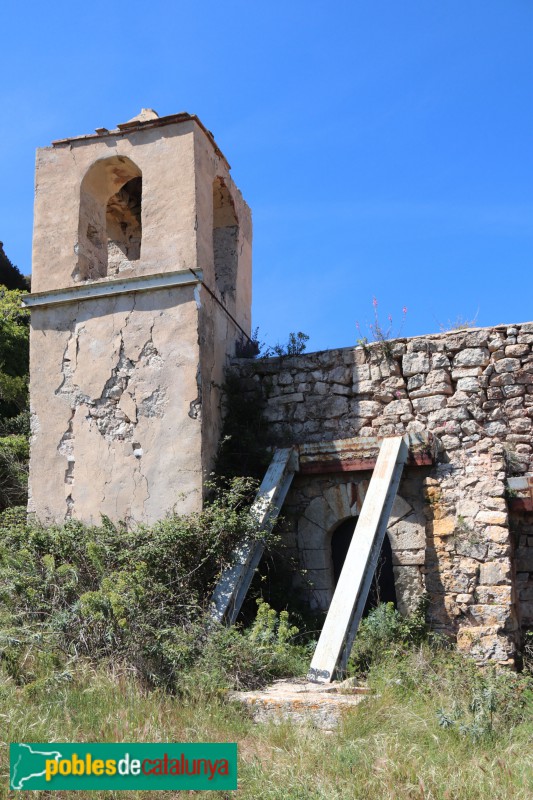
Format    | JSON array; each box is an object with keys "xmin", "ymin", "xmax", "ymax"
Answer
[{"xmin": 330, "ymin": 517, "xmax": 397, "ymax": 614}]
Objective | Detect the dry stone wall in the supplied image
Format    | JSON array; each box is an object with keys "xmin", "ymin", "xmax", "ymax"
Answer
[{"xmin": 233, "ymin": 322, "xmax": 533, "ymax": 665}]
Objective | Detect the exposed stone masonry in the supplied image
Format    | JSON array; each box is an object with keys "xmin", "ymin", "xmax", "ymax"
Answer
[{"xmin": 233, "ymin": 323, "xmax": 533, "ymax": 665}]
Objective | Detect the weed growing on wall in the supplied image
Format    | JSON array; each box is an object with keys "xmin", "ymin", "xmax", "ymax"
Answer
[
  {"xmin": 356, "ymin": 297, "xmax": 407, "ymax": 358},
  {"xmin": 263, "ymin": 331, "xmax": 310, "ymax": 358}
]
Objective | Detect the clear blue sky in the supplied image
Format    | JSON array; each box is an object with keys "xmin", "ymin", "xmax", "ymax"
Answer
[{"xmin": 1, "ymin": 1, "xmax": 531, "ymax": 352}]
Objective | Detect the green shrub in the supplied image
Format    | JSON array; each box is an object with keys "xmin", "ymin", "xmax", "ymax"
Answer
[
  {"xmin": 179, "ymin": 602, "xmax": 308, "ymax": 695},
  {"xmin": 364, "ymin": 643, "xmax": 533, "ymax": 743},
  {"xmin": 0, "ymin": 481, "xmax": 307, "ymax": 692},
  {"xmin": 348, "ymin": 599, "xmax": 430, "ymax": 675},
  {"xmin": 0, "ymin": 434, "xmax": 28, "ymax": 510}
]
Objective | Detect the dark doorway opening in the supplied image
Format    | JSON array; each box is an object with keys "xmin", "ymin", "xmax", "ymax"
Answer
[{"xmin": 331, "ymin": 517, "xmax": 397, "ymax": 615}]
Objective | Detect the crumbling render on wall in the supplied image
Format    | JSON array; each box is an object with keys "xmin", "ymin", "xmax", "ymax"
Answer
[
  {"xmin": 54, "ymin": 301, "xmax": 165, "ymax": 518},
  {"xmin": 233, "ymin": 322, "xmax": 533, "ymax": 665},
  {"xmin": 29, "ymin": 288, "xmax": 202, "ymax": 525}
]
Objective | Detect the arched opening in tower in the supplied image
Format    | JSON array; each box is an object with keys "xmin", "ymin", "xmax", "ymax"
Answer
[
  {"xmin": 212, "ymin": 177, "xmax": 238, "ymax": 302},
  {"xmin": 106, "ymin": 176, "xmax": 142, "ymax": 274},
  {"xmin": 76, "ymin": 156, "xmax": 142, "ymax": 281},
  {"xmin": 331, "ymin": 517, "xmax": 397, "ymax": 615}
]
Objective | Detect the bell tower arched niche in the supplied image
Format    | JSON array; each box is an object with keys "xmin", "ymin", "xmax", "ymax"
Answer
[
  {"xmin": 75, "ymin": 155, "xmax": 142, "ymax": 281},
  {"xmin": 212, "ymin": 176, "xmax": 239, "ymax": 303}
]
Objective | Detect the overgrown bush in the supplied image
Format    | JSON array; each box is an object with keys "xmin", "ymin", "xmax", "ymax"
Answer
[
  {"xmin": 348, "ymin": 599, "xmax": 429, "ymax": 675},
  {"xmin": 0, "ymin": 284, "xmax": 30, "ymax": 511},
  {"xmin": 0, "ymin": 434, "xmax": 28, "ymax": 510},
  {"xmin": 0, "ymin": 480, "xmax": 307, "ymax": 692},
  {"xmin": 178, "ymin": 601, "xmax": 308, "ymax": 695},
  {"xmin": 364, "ymin": 643, "xmax": 533, "ymax": 745}
]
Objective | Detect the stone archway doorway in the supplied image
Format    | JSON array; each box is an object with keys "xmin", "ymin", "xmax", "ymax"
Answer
[{"xmin": 330, "ymin": 517, "xmax": 397, "ymax": 613}]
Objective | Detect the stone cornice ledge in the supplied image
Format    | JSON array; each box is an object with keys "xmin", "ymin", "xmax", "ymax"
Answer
[{"xmin": 21, "ymin": 268, "xmax": 203, "ymax": 309}]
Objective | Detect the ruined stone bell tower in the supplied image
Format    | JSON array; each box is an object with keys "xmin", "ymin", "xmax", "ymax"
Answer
[{"xmin": 26, "ymin": 109, "xmax": 252, "ymax": 525}]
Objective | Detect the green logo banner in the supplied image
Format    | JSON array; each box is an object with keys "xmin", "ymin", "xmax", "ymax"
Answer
[{"xmin": 10, "ymin": 743, "xmax": 237, "ymax": 791}]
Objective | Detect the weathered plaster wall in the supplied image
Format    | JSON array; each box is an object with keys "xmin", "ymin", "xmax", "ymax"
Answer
[
  {"xmin": 28, "ymin": 287, "xmax": 202, "ymax": 525},
  {"xmin": 32, "ymin": 122, "xmax": 199, "ymax": 293},
  {"xmin": 193, "ymin": 125, "xmax": 253, "ymax": 478},
  {"xmin": 193, "ymin": 126, "xmax": 252, "ymax": 333},
  {"xmin": 233, "ymin": 322, "xmax": 533, "ymax": 664},
  {"xmin": 29, "ymin": 113, "xmax": 253, "ymax": 527}
]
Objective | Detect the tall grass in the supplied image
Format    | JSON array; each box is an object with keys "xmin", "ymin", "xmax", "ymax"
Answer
[{"xmin": 1, "ymin": 644, "xmax": 531, "ymax": 800}]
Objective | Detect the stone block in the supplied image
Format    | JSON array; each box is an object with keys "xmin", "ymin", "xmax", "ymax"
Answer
[
  {"xmin": 407, "ymin": 374, "xmax": 424, "ymax": 390},
  {"xmin": 412, "ymin": 395, "xmax": 447, "ymax": 413},
  {"xmin": 278, "ymin": 373, "xmax": 293, "ymax": 386},
  {"xmin": 439, "ymin": 434, "xmax": 461, "ymax": 449},
  {"xmin": 389, "ymin": 495, "xmax": 413, "ymax": 524},
  {"xmin": 300, "ymin": 549, "xmax": 330, "ymax": 570},
  {"xmin": 479, "ymin": 560, "xmax": 510, "ymax": 585},
  {"xmin": 456, "ymin": 593, "xmax": 473, "ymax": 604},
  {"xmin": 451, "ymin": 366, "xmax": 482, "ymax": 379},
  {"xmin": 431, "ymin": 517, "xmax": 456, "ymax": 536},
  {"xmin": 464, "ymin": 331, "xmax": 490, "ymax": 347},
  {"xmin": 392, "ymin": 549, "xmax": 425, "ymax": 566},
  {"xmin": 475, "ymin": 510, "xmax": 507, "ymax": 526},
  {"xmin": 382, "ymin": 399, "xmax": 413, "ymax": 417},
  {"xmin": 452, "ymin": 348, "xmax": 490, "ymax": 368},
  {"xmin": 393, "ymin": 566, "xmax": 425, "ymax": 615},
  {"xmin": 455, "ymin": 499, "xmax": 478, "ymax": 517},
  {"xmin": 402, "ymin": 352, "xmax": 430, "ymax": 376},
  {"xmin": 475, "ymin": 585, "xmax": 512, "ymax": 604},
  {"xmin": 350, "ymin": 400, "xmax": 382, "ymax": 417},
  {"xmin": 324, "ymin": 484, "xmax": 351, "ymax": 521},
  {"xmin": 431, "ymin": 352, "xmax": 451, "ymax": 369},
  {"xmin": 275, "ymin": 392, "xmax": 304, "ymax": 404},
  {"xmin": 352, "ymin": 365, "xmax": 371, "ymax": 383},
  {"xmin": 298, "ymin": 516, "xmax": 328, "ymax": 548},
  {"xmin": 516, "ymin": 547, "xmax": 533, "ymax": 571},
  {"xmin": 485, "ymin": 526, "xmax": 509, "ymax": 544},
  {"xmin": 331, "ymin": 383, "xmax": 351, "ymax": 396},
  {"xmin": 519, "ymin": 601, "xmax": 533, "ymax": 624},
  {"xmin": 505, "ymin": 343, "xmax": 530, "ymax": 357},
  {"xmin": 388, "ymin": 513, "xmax": 426, "ymax": 550},
  {"xmin": 454, "ymin": 537, "xmax": 488, "ymax": 560},
  {"xmin": 456, "ymin": 625, "xmax": 514, "ymax": 664},
  {"xmin": 263, "ymin": 404, "xmax": 287, "ymax": 422},
  {"xmin": 493, "ymin": 358, "xmax": 521, "ymax": 374},
  {"xmin": 469, "ymin": 604, "xmax": 512, "ymax": 628},
  {"xmin": 456, "ymin": 377, "xmax": 481, "ymax": 392}
]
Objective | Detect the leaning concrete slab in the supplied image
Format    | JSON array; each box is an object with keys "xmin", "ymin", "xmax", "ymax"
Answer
[{"xmin": 308, "ymin": 436, "xmax": 409, "ymax": 682}]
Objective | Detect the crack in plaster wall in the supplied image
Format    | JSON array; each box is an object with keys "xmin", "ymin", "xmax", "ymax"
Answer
[{"xmin": 55, "ymin": 307, "xmax": 168, "ymax": 519}]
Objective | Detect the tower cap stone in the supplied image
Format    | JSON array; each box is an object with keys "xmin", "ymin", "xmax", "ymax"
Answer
[{"xmin": 117, "ymin": 108, "xmax": 160, "ymax": 130}]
